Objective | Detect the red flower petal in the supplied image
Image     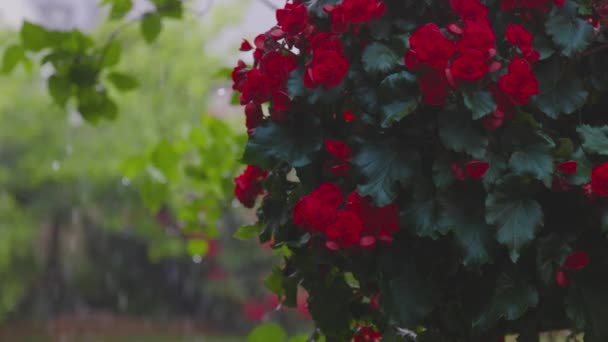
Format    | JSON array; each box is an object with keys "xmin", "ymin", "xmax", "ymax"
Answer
[
  {"xmin": 360, "ymin": 236, "xmax": 376, "ymax": 249},
  {"xmin": 325, "ymin": 240, "xmax": 340, "ymax": 251},
  {"xmin": 556, "ymin": 270, "xmax": 570, "ymax": 288},
  {"xmin": 558, "ymin": 160, "xmax": 577, "ymax": 174},
  {"xmin": 343, "ymin": 111, "xmax": 355, "ymax": 122},
  {"xmin": 563, "ymin": 251, "xmax": 590, "ymax": 270},
  {"xmin": 239, "ymin": 39, "xmax": 253, "ymax": 51},
  {"xmin": 465, "ymin": 160, "xmax": 490, "ymax": 179}
]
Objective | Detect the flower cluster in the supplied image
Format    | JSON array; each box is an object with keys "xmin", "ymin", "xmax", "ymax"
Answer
[
  {"xmin": 234, "ymin": 165, "xmax": 268, "ymax": 208},
  {"xmin": 293, "ymin": 183, "xmax": 398, "ymax": 250},
  {"xmin": 500, "ymin": 0, "xmax": 565, "ymax": 13},
  {"xmin": 323, "ymin": 0, "xmax": 386, "ymax": 33}
]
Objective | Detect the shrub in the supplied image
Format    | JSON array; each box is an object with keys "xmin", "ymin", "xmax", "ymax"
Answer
[{"xmin": 233, "ymin": 0, "xmax": 608, "ymax": 340}]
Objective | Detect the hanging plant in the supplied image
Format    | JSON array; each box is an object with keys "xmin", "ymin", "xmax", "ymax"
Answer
[{"xmin": 233, "ymin": 0, "xmax": 608, "ymax": 340}]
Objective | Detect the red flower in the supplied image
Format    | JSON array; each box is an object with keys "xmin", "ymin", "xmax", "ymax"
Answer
[
  {"xmin": 259, "ymin": 51, "xmax": 297, "ymax": 90},
  {"xmin": 304, "ymin": 49, "xmax": 349, "ymax": 89},
  {"xmin": 498, "ymin": 58, "xmax": 538, "ymax": 106},
  {"xmin": 346, "ymin": 192, "xmax": 399, "ymax": 241},
  {"xmin": 240, "ymin": 69, "xmax": 271, "ymax": 105},
  {"xmin": 240, "ymin": 39, "xmax": 253, "ymax": 51},
  {"xmin": 353, "ymin": 326, "xmax": 382, "ymax": 342},
  {"xmin": 271, "ymin": 90, "xmax": 290, "ymax": 122},
  {"xmin": 276, "ymin": 3, "xmax": 309, "ymax": 36},
  {"xmin": 451, "ymin": 0, "xmax": 489, "ymax": 23},
  {"xmin": 244, "ymin": 103, "xmax": 263, "ymax": 135},
  {"xmin": 451, "ymin": 162, "xmax": 467, "ymax": 181},
  {"xmin": 324, "ymin": 4, "xmax": 349, "ymax": 33},
  {"xmin": 325, "ymin": 210, "xmax": 364, "ymax": 248},
  {"xmin": 419, "ymin": 68, "xmax": 450, "ymax": 106},
  {"xmin": 234, "ymin": 165, "xmax": 268, "ymax": 208},
  {"xmin": 409, "ymin": 23, "xmax": 456, "ymax": 68},
  {"xmin": 557, "ymin": 160, "xmax": 577, "ymax": 174},
  {"xmin": 506, "ymin": 24, "xmax": 533, "ymax": 50},
  {"xmin": 343, "ymin": 111, "xmax": 355, "ymax": 122},
  {"xmin": 340, "ymin": 0, "xmax": 386, "ymax": 24},
  {"xmin": 293, "ymin": 183, "xmax": 343, "ymax": 232},
  {"xmin": 591, "ymin": 162, "xmax": 608, "ymax": 196},
  {"xmin": 231, "ymin": 60, "xmax": 248, "ymax": 91},
  {"xmin": 308, "ymin": 32, "xmax": 345, "ymax": 54},
  {"xmin": 466, "ymin": 160, "xmax": 490, "ymax": 178},
  {"xmin": 450, "ymin": 49, "xmax": 489, "ymax": 81},
  {"xmin": 457, "ymin": 23, "xmax": 496, "ymax": 55},
  {"xmin": 242, "ymin": 300, "xmax": 267, "ymax": 322},
  {"xmin": 326, "ymin": 139, "xmax": 352, "ymax": 162},
  {"xmin": 555, "ymin": 269, "xmax": 569, "ymax": 288},
  {"xmin": 563, "ymin": 251, "xmax": 590, "ymax": 270}
]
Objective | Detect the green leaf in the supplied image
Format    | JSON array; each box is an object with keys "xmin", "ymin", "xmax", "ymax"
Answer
[
  {"xmin": 20, "ymin": 21, "xmax": 49, "ymax": 52},
  {"xmin": 509, "ymin": 144, "xmax": 554, "ymax": 186},
  {"xmin": 77, "ymin": 87, "xmax": 119, "ymax": 121},
  {"xmin": 352, "ymin": 141, "xmax": 420, "ymax": 206},
  {"xmin": 536, "ymin": 235, "xmax": 571, "ymax": 285},
  {"xmin": 439, "ymin": 110, "xmax": 488, "ymax": 158},
  {"xmin": 379, "ymin": 254, "xmax": 437, "ymax": 326},
  {"xmin": 565, "ymin": 270, "xmax": 608, "ymax": 341},
  {"xmin": 107, "ymin": 72, "xmax": 139, "ymax": 91},
  {"xmin": 287, "ymin": 68, "xmax": 306, "ymax": 98},
  {"xmin": 452, "ymin": 221, "xmax": 493, "ymax": 266},
  {"xmin": 150, "ymin": 139, "xmax": 179, "ymax": 182},
  {"xmin": 463, "ymin": 90, "xmax": 496, "ymax": 120},
  {"xmin": 48, "ymin": 75, "xmax": 72, "ymax": 107},
  {"xmin": 486, "ymin": 192, "xmax": 543, "ymax": 262},
  {"xmin": 234, "ymin": 224, "xmax": 261, "ymax": 241},
  {"xmin": 577, "ymin": 125, "xmax": 608, "ymax": 155},
  {"xmin": 404, "ymin": 199, "xmax": 447, "ymax": 239},
  {"xmin": 432, "ymin": 156, "xmax": 456, "ymax": 189},
  {"xmin": 533, "ymin": 74, "xmax": 588, "ymax": 119},
  {"xmin": 545, "ymin": 0, "xmax": 594, "ymax": 57},
  {"xmin": 362, "ymin": 43, "xmax": 401, "ymax": 75},
  {"xmin": 141, "ymin": 13, "xmax": 162, "ymax": 43},
  {"xmin": 474, "ymin": 273, "xmax": 539, "ymax": 330},
  {"xmin": 186, "ymin": 239, "xmax": 208, "ymax": 257},
  {"xmin": 264, "ymin": 267, "xmax": 284, "ymax": 296},
  {"xmin": 247, "ymin": 323, "xmax": 287, "ymax": 342},
  {"xmin": 105, "ymin": 0, "xmax": 133, "ymax": 19},
  {"xmin": 590, "ymin": 50, "xmax": 608, "ymax": 91},
  {"xmin": 101, "ymin": 40, "xmax": 122, "ymax": 68},
  {"xmin": 2, "ymin": 45, "xmax": 25, "ymax": 73},
  {"xmin": 242, "ymin": 120, "xmax": 323, "ymax": 169},
  {"xmin": 380, "ymin": 70, "xmax": 417, "ymax": 89},
  {"xmin": 380, "ymin": 98, "xmax": 418, "ymax": 128}
]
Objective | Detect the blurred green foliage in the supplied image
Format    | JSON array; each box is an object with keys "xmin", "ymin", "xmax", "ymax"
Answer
[{"xmin": 0, "ymin": 2, "xmax": 248, "ymax": 320}]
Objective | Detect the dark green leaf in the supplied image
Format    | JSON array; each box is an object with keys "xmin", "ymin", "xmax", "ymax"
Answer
[
  {"xmin": 404, "ymin": 199, "xmax": 447, "ymax": 239},
  {"xmin": 20, "ymin": 21, "xmax": 49, "ymax": 52},
  {"xmin": 380, "ymin": 98, "xmax": 417, "ymax": 128},
  {"xmin": 264, "ymin": 267, "xmax": 284, "ymax": 296},
  {"xmin": 380, "ymin": 70, "xmax": 417, "ymax": 89},
  {"xmin": 452, "ymin": 221, "xmax": 493, "ymax": 266},
  {"xmin": 105, "ymin": 0, "xmax": 133, "ymax": 19},
  {"xmin": 486, "ymin": 192, "xmax": 543, "ymax": 262},
  {"xmin": 150, "ymin": 139, "xmax": 179, "ymax": 182},
  {"xmin": 432, "ymin": 156, "xmax": 456, "ymax": 189},
  {"xmin": 48, "ymin": 75, "xmax": 72, "ymax": 107},
  {"xmin": 463, "ymin": 90, "xmax": 496, "ymax": 120},
  {"xmin": 242, "ymin": 120, "xmax": 323, "ymax": 169},
  {"xmin": 362, "ymin": 43, "xmax": 401, "ymax": 75},
  {"xmin": 2, "ymin": 45, "xmax": 25, "ymax": 73},
  {"xmin": 379, "ymin": 255, "xmax": 437, "ymax": 326},
  {"xmin": 287, "ymin": 68, "xmax": 307, "ymax": 98},
  {"xmin": 247, "ymin": 323, "xmax": 287, "ymax": 342},
  {"xmin": 536, "ymin": 235, "xmax": 571, "ymax": 285},
  {"xmin": 570, "ymin": 147, "xmax": 592, "ymax": 185},
  {"xmin": 439, "ymin": 110, "xmax": 488, "ymax": 158},
  {"xmin": 474, "ymin": 273, "xmax": 539, "ymax": 330},
  {"xmin": 509, "ymin": 144, "xmax": 554, "ymax": 186},
  {"xmin": 107, "ymin": 72, "xmax": 139, "ymax": 91},
  {"xmin": 577, "ymin": 125, "xmax": 608, "ymax": 155},
  {"xmin": 141, "ymin": 13, "xmax": 162, "ymax": 43},
  {"xmin": 352, "ymin": 141, "xmax": 420, "ymax": 206},
  {"xmin": 234, "ymin": 224, "xmax": 261, "ymax": 241},
  {"xmin": 545, "ymin": 0, "xmax": 594, "ymax": 57}
]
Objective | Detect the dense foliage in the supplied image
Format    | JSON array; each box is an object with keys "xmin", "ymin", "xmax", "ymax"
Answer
[{"xmin": 233, "ymin": 0, "xmax": 608, "ymax": 340}]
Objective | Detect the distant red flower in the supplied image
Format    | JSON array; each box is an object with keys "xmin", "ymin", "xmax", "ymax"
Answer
[
  {"xmin": 353, "ymin": 326, "xmax": 382, "ymax": 342},
  {"xmin": 234, "ymin": 165, "xmax": 268, "ymax": 208},
  {"xmin": 557, "ymin": 160, "xmax": 577, "ymax": 174},
  {"xmin": 466, "ymin": 160, "xmax": 490, "ymax": 178},
  {"xmin": 324, "ymin": 0, "xmax": 385, "ymax": 32},
  {"xmin": 296, "ymin": 288, "xmax": 311, "ymax": 319},
  {"xmin": 276, "ymin": 3, "xmax": 309, "ymax": 36},
  {"xmin": 304, "ymin": 49, "xmax": 349, "ymax": 88},
  {"xmin": 591, "ymin": 162, "xmax": 608, "ymax": 196},
  {"xmin": 343, "ymin": 111, "xmax": 355, "ymax": 122},
  {"xmin": 242, "ymin": 300, "xmax": 267, "ymax": 322}
]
